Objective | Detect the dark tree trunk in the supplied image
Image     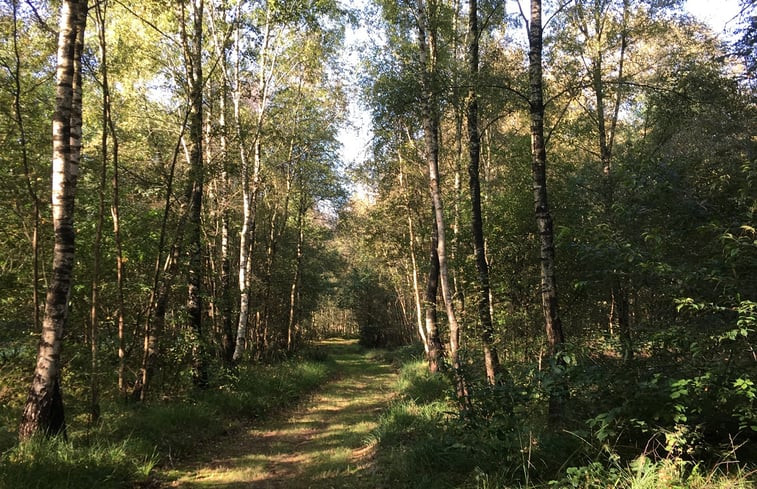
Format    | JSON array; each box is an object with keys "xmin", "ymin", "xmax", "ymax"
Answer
[
  {"xmin": 184, "ymin": 0, "xmax": 207, "ymax": 388},
  {"xmin": 467, "ymin": 0, "xmax": 502, "ymax": 386},
  {"xmin": 425, "ymin": 212, "xmax": 444, "ymax": 373},
  {"xmin": 416, "ymin": 0, "xmax": 468, "ymax": 405}
]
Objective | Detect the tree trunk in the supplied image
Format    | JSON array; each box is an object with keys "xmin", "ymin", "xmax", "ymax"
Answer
[
  {"xmin": 467, "ymin": 0, "xmax": 502, "ymax": 386},
  {"xmin": 416, "ymin": 0, "xmax": 468, "ymax": 404},
  {"xmin": 19, "ymin": 0, "xmax": 87, "ymax": 441},
  {"xmin": 106, "ymin": 34, "xmax": 126, "ymax": 401},
  {"xmin": 288, "ymin": 190, "xmax": 306, "ymax": 352},
  {"xmin": 424, "ymin": 213, "xmax": 444, "ymax": 372},
  {"xmin": 89, "ymin": 0, "xmax": 112, "ymax": 423},
  {"xmin": 528, "ymin": 0, "xmax": 566, "ymax": 426},
  {"xmin": 398, "ymin": 158, "xmax": 428, "ymax": 353},
  {"xmin": 218, "ymin": 80, "xmax": 235, "ymax": 365},
  {"xmin": 206, "ymin": 1, "xmax": 236, "ymax": 366},
  {"xmin": 596, "ymin": 0, "xmax": 633, "ymax": 361},
  {"xmin": 11, "ymin": 0, "xmax": 41, "ymax": 335},
  {"xmin": 134, "ymin": 105, "xmax": 192, "ymax": 401},
  {"xmin": 184, "ymin": 0, "xmax": 207, "ymax": 389},
  {"xmin": 234, "ymin": 8, "xmax": 271, "ymax": 361}
]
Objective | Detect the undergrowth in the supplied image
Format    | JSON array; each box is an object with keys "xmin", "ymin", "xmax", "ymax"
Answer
[
  {"xmin": 370, "ymin": 345, "xmax": 757, "ymax": 489},
  {"xmin": 0, "ymin": 347, "xmax": 336, "ymax": 489}
]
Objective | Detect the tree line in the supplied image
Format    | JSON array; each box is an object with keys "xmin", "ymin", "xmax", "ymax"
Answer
[
  {"xmin": 0, "ymin": 0, "xmax": 755, "ymax": 472},
  {"xmin": 340, "ymin": 0, "xmax": 756, "ymax": 459},
  {"xmin": 1, "ymin": 0, "xmax": 350, "ymax": 440}
]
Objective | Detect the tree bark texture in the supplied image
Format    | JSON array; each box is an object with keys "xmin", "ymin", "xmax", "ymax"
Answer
[
  {"xmin": 528, "ymin": 0, "xmax": 566, "ymax": 426},
  {"xmin": 424, "ymin": 213, "xmax": 444, "ymax": 372},
  {"xmin": 529, "ymin": 0, "xmax": 565, "ymax": 355},
  {"xmin": 185, "ymin": 0, "xmax": 207, "ymax": 388},
  {"xmin": 19, "ymin": 0, "xmax": 87, "ymax": 441}
]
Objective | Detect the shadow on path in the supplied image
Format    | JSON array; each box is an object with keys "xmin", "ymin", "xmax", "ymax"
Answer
[{"xmin": 165, "ymin": 339, "xmax": 395, "ymax": 489}]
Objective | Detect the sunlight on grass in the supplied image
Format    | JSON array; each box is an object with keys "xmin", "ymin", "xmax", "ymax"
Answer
[{"xmin": 169, "ymin": 339, "xmax": 398, "ymax": 489}]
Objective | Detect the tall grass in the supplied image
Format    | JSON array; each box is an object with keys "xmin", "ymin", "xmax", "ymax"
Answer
[
  {"xmin": 0, "ymin": 352, "xmax": 335, "ymax": 489},
  {"xmin": 0, "ymin": 436, "xmax": 153, "ymax": 489}
]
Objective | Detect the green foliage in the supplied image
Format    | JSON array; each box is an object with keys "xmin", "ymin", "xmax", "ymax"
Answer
[
  {"xmin": 339, "ymin": 267, "xmax": 408, "ymax": 348},
  {"xmin": 372, "ymin": 380, "xmax": 472, "ymax": 488},
  {"xmin": 370, "ymin": 344, "xmax": 757, "ymax": 489},
  {"xmin": 200, "ymin": 359, "xmax": 334, "ymax": 421}
]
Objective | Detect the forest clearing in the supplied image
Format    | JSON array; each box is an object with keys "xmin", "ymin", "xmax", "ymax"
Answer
[{"xmin": 0, "ymin": 0, "xmax": 756, "ymax": 487}]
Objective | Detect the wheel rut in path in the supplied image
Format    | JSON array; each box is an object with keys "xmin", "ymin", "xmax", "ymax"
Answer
[{"xmin": 166, "ymin": 339, "xmax": 396, "ymax": 489}]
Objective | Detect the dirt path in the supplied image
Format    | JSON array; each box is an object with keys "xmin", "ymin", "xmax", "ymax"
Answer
[{"xmin": 164, "ymin": 340, "xmax": 396, "ymax": 489}]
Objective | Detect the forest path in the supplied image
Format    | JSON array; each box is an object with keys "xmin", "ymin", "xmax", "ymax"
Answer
[{"xmin": 164, "ymin": 339, "xmax": 396, "ymax": 489}]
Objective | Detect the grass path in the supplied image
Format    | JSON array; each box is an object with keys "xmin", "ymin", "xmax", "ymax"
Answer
[{"xmin": 163, "ymin": 339, "xmax": 396, "ymax": 489}]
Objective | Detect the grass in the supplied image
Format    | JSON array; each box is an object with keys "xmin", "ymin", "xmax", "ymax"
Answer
[
  {"xmin": 0, "ymin": 345, "xmax": 337, "ymax": 489},
  {"xmin": 165, "ymin": 338, "xmax": 399, "ymax": 488},
  {"xmin": 367, "ymin": 349, "xmax": 757, "ymax": 489},
  {"xmin": 0, "ymin": 436, "xmax": 153, "ymax": 489},
  {"xmin": 4, "ymin": 340, "xmax": 753, "ymax": 488}
]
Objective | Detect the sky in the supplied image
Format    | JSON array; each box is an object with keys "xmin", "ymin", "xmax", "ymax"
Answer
[
  {"xmin": 685, "ymin": 0, "xmax": 743, "ymax": 36},
  {"xmin": 336, "ymin": 0, "xmax": 745, "ymax": 179}
]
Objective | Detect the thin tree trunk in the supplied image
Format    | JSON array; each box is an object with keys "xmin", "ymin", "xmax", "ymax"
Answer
[
  {"xmin": 424, "ymin": 212, "xmax": 444, "ymax": 372},
  {"xmin": 234, "ymin": 9, "xmax": 271, "ymax": 361},
  {"xmin": 260, "ymin": 202, "xmax": 279, "ymax": 350},
  {"xmin": 218, "ymin": 83, "xmax": 235, "ymax": 364},
  {"xmin": 467, "ymin": 0, "xmax": 502, "ymax": 386},
  {"xmin": 133, "ymin": 108, "xmax": 191, "ymax": 401},
  {"xmin": 19, "ymin": 0, "xmax": 87, "ymax": 441},
  {"xmin": 398, "ymin": 158, "xmax": 428, "ymax": 352},
  {"xmin": 602, "ymin": 0, "xmax": 633, "ymax": 361},
  {"xmin": 184, "ymin": 0, "xmax": 207, "ymax": 389},
  {"xmin": 105, "ymin": 35, "xmax": 126, "ymax": 402},
  {"xmin": 88, "ymin": 0, "xmax": 112, "ymax": 423},
  {"xmin": 416, "ymin": 0, "xmax": 468, "ymax": 404},
  {"xmin": 11, "ymin": 0, "xmax": 41, "ymax": 334},
  {"xmin": 287, "ymin": 190, "xmax": 306, "ymax": 352},
  {"xmin": 207, "ymin": 1, "xmax": 236, "ymax": 364},
  {"xmin": 528, "ymin": 0, "xmax": 566, "ymax": 426}
]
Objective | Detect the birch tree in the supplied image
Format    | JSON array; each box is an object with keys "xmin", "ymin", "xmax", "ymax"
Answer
[
  {"xmin": 19, "ymin": 0, "xmax": 87, "ymax": 441},
  {"xmin": 416, "ymin": 0, "xmax": 467, "ymax": 402},
  {"xmin": 525, "ymin": 0, "xmax": 566, "ymax": 425}
]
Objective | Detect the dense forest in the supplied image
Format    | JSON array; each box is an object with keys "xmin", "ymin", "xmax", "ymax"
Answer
[{"xmin": 0, "ymin": 0, "xmax": 755, "ymax": 487}]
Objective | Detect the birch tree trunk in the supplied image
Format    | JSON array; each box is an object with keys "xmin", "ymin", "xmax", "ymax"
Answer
[
  {"xmin": 218, "ymin": 87, "xmax": 235, "ymax": 364},
  {"xmin": 528, "ymin": 0, "xmax": 566, "ymax": 425},
  {"xmin": 416, "ymin": 0, "xmax": 467, "ymax": 403},
  {"xmin": 424, "ymin": 213, "xmax": 444, "ymax": 372},
  {"xmin": 234, "ymin": 8, "xmax": 272, "ymax": 361},
  {"xmin": 19, "ymin": 0, "xmax": 87, "ymax": 441}
]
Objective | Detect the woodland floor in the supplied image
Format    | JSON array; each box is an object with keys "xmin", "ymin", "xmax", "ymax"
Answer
[{"xmin": 160, "ymin": 339, "xmax": 397, "ymax": 489}]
